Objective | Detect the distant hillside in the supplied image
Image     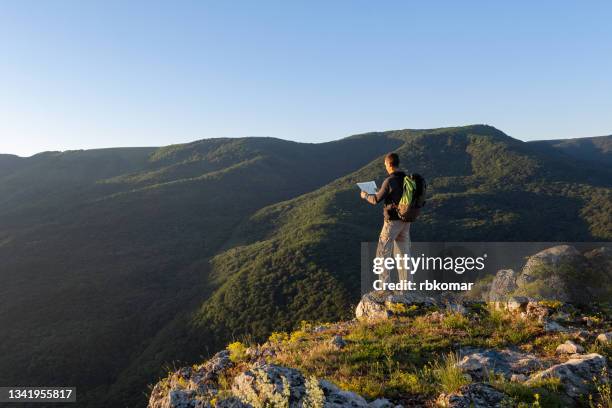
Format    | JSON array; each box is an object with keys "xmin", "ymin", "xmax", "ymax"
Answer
[
  {"xmin": 529, "ymin": 134, "xmax": 612, "ymax": 166},
  {"xmin": 0, "ymin": 135, "xmax": 400, "ymax": 408},
  {"xmin": 0, "ymin": 126, "xmax": 610, "ymax": 408},
  {"xmin": 0, "ymin": 153, "xmax": 24, "ymax": 175}
]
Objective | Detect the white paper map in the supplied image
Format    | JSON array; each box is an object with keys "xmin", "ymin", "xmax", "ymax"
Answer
[{"xmin": 356, "ymin": 181, "xmax": 377, "ymax": 195}]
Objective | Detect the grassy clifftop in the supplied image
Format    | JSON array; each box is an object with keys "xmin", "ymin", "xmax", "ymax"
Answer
[{"xmin": 148, "ymin": 296, "xmax": 612, "ymax": 407}]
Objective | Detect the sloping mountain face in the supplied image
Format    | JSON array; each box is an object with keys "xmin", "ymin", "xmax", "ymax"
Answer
[
  {"xmin": 529, "ymin": 134, "xmax": 612, "ymax": 166},
  {"xmin": 0, "ymin": 126, "xmax": 610, "ymax": 407},
  {"xmin": 186, "ymin": 126, "xmax": 611, "ymax": 339},
  {"xmin": 0, "ymin": 135, "xmax": 400, "ymax": 407}
]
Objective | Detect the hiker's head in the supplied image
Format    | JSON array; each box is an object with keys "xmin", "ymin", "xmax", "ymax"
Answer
[{"xmin": 384, "ymin": 153, "xmax": 399, "ymax": 174}]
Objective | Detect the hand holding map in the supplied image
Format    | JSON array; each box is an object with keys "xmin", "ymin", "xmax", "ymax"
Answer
[{"xmin": 356, "ymin": 181, "xmax": 377, "ymax": 195}]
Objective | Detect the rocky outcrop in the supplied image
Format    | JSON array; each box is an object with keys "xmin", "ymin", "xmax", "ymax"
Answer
[
  {"xmin": 232, "ymin": 364, "xmax": 400, "ymax": 407},
  {"xmin": 355, "ymin": 291, "xmax": 391, "ymax": 320},
  {"xmin": 486, "ymin": 245, "xmax": 612, "ymax": 304},
  {"xmin": 520, "ymin": 245, "xmax": 582, "ymax": 277},
  {"xmin": 355, "ymin": 291, "xmax": 437, "ymax": 321},
  {"xmin": 555, "ymin": 340, "xmax": 584, "ymax": 355},
  {"xmin": 515, "ymin": 245, "xmax": 585, "ymax": 302},
  {"xmin": 436, "ymin": 383, "xmax": 507, "ymax": 408},
  {"xmin": 358, "ymin": 245, "xmax": 610, "ymax": 320},
  {"xmin": 148, "ymin": 357, "xmax": 399, "ymax": 408},
  {"xmin": 148, "ymin": 243, "xmax": 611, "ymax": 408},
  {"xmin": 456, "ymin": 348, "xmax": 547, "ymax": 380},
  {"xmin": 149, "ymin": 350, "xmax": 233, "ymax": 408},
  {"xmin": 232, "ymin": 364, "xmax": 312, "ymax": 407},
  {"xmin": 526, "ymin": 353, "xmax": 607, "ymax": 398}
]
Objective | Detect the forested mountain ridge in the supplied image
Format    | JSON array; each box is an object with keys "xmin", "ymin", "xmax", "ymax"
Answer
[
  {"xmin": 0, "ymin": 125, "xmax": 610, "ymax": 407},
  {"xmin": 530, "ymin": 134, "xmax": 612, "ymax": 166},
  {"xmin": 0, "ymin": 134, "xmax": 401, "ymax": 407}
]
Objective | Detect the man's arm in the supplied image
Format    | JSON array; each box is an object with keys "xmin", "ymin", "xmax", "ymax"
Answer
[{"xmin": 362, "ymin": 178, "xmax": 389, "ymax": 205}]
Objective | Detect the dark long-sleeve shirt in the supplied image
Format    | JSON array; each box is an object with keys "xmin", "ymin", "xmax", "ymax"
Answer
[{"xmin": 364, "ymin": 170, "xmax": 406, "ymax": 220}]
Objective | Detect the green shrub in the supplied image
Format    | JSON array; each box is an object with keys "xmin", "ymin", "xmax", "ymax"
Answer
[
  {"xmin": 227, "ymin": 341, "xmax": 248, "ymax": 363},
  {"xmin": 268, "ymin": 331, "xmax": 290, "ymax": 344}
]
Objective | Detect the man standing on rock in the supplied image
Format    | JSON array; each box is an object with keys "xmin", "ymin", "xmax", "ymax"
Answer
[{"xmin": 360, "ymin": 152, "xmax": 412, "ymax": 285}]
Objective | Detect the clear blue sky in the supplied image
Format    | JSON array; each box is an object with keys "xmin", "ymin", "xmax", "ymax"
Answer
[{"xmin": 1, "ymin": 1, "xmax": 611, "ymax": 157}]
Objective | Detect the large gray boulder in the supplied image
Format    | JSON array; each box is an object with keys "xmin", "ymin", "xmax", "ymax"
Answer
[
  {"xmin": 526, "ymin": 353, "xmax": 607, "ymax": 398},
  {"xmin": 232, "ymin": 364, "xmax": 309, "ymax": 407},
  {"xmin": 457, "ymin": 348, "xmax": 547, "ymax": 380},
  {"xmin": 514, "ymin": 245, "xmax": 585, "ymax": 302},
  {"xmin": 555, "ymin": 340, "xmax": 584, "ymax": 355},
  {"xmin": 355, "ymin": 291, "xmax": 437, "ymax": 321},
  {"xmin": 355, "ymin": 291, "xmax": 391, "ymax": 320},
  {"xmin": 231, "ymin": 364, "xmax": 388, "ymax": 408},
  {"xmin": 485, "ymin": 245, "xmax": 609, "ymax": 304},
  {"xmin": 521, "ymin": 245, "xmax": 582, "ymax": 275},
  {"xmin": 150, "ymin": 358, "xmax": 385, "ymax": 408}
]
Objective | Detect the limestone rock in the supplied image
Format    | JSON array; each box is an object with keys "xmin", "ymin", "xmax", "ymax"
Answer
[
  {"xmin": 355, "ymin": 291, "xmax": 436, "ymax": 321},
  {"xmin": 486, "ymin": 245, "xmax": 609, "ymax": 308},
  {"xmin": 520, "ymin": 245, "xmax": 582, "ymax": 279},
  {"xmin": 515, "ymin": 245, "xmax": 586, "ymax": 303},
  {"xmin": 457, "ymin": 348, "xmax": 546, "ymax": 380},
  {"xmin": 555, "ymin": 340, "xmax": 584, "ymax": 355},
  {"xmin": 319, "ymin": 380, "xmax": 370, "ymax": 407},
  {"xmin": 232, "ymin": 364, "xmax": 306, "ymax": 407},
  {"xmin": 543, "ymin": 320, "xmax": 569, "ymax": 333},
  {"xmin": 437, "ymin": 383, "xmax": 507, "ymax": 408},
  {"xmin": 526, "ymin": 353, "xmax": 607, "ymax": 398},
  {"xmin": 596, "ymin": 332, "xmax": 612, "ymax": 344},
  {"xmin": 232, "ymin": 364, "xmax": 375, "ymax": 408},
  {"xmin": 355, "ymin": 291, "xmax": 392, "ymax": 320},
  {"xmin": 148, "ymin": 350, "xmax": 233, "ymax": 408}
]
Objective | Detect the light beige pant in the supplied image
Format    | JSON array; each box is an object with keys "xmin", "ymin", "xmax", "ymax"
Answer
[{"xmin": 376, "ymin": 220, "xmax": 412, "ymax": 284}]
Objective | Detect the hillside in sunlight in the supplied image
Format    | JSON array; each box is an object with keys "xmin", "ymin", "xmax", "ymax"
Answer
[{"xmin": 0, "ymin": 134, "xmax": 401, "ymax": 407}]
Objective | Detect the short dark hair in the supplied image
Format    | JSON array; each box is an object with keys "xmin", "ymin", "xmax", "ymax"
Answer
[{"xmin": 385, "ymin": 152, "xmax": 399, "ymax": 168}]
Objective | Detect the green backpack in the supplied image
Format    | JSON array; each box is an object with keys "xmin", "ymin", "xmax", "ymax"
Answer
[{"xmin": 397, "ymin": 173, "xmax": 427, "ymax": 222}]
